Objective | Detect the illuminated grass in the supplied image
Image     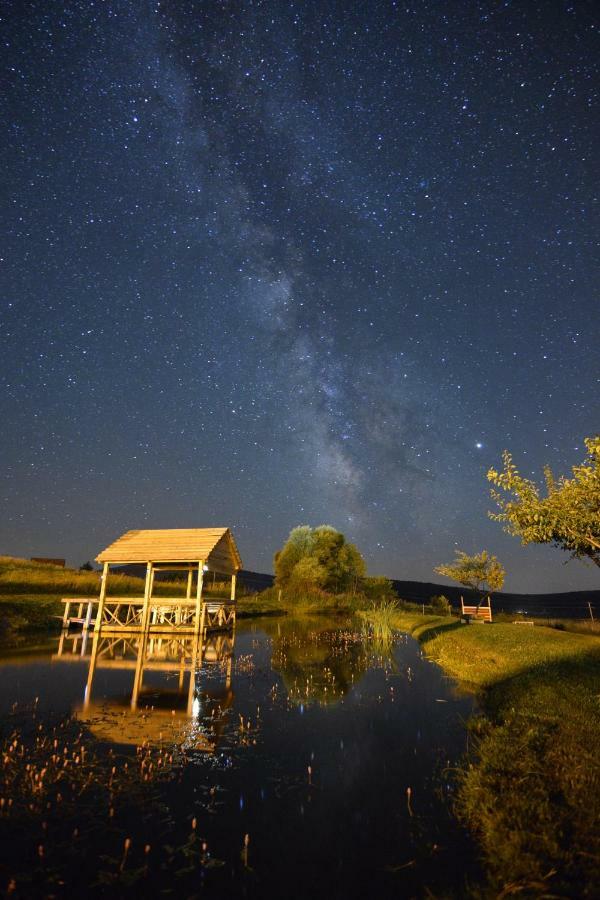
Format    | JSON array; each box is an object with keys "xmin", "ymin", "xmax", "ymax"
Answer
[
  {"xmin": 0, "ymin": 556, "xmax": 186, "ymax": 597},
  {"xmin": 383, "ymin": 609, "xmax": 600, "ymax": 896},
  {"xmin": 0, "ymin": 557, "xmax": 248, "ymax": 635}
]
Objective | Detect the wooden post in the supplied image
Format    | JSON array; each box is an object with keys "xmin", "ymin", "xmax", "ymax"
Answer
[
  {"xmin": 140, "ymin": 563, "xmax": 153, "ymax": 633},
  {"xmin": 96, "ymin": 563, "xmax": 110, "ymax": 632},
  {"xmin": 62, "ymin": 600, "xmax": 71, "ymax": 629},
  {"xmin": 187, "ymin": 629, "xmax": 203, "ymax": 716},
  {"xmin": 84, "ymin": 630, "xmax": 101, "ymax": 710},
  {"xmin": 131, "ymin": 633, "xmax": 148, "ymax": 710},
  {"xmin": 230, "ymin": 572, "xmax": 237, "ymax": 602},
  {"xmin": 195, "ymin": 561, "xmax": 205, "ymax": 636},
  {"xmin": 226, "ymin": 652, "xmax": 233, "ymax": 689},
  {"xmin": 588, "ymin": 602, "xmax": 595, "ymax": 628},
  {"xmin": 186, "ymin": 663, "xmax": 196, "ymax": 716},
  {"xmin": 83, "ymin": 599, "xmax": 94, "ymax": 632}
]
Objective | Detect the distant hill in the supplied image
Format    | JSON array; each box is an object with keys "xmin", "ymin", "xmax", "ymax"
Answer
[{"xmin": 390, "ymin": 579, "xmax": 599, "ymax": 619}]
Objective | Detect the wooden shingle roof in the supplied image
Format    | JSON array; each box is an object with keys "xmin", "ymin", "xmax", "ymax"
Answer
[{"xmin": 96, "ymin": 528, "xmax": 242, "ymax": 572}]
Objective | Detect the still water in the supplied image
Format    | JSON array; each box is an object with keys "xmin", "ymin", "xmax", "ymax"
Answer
[{"xmin": 0, "ymin": 616, "xmax": 478, "ymax": 898}]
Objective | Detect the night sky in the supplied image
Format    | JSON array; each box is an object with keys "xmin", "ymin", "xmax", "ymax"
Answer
[{"xmin": 2, "ymin": 1, "xmax": 599, "ymax": 592}]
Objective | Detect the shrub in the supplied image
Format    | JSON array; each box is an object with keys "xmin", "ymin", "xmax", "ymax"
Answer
[
  {"xmin": 430, "ymin": 594, "xmax": 452, "ymax": 615},
  {"xmin": 361, "ymin": 576, "xmax": 396, "ymax": 602}
]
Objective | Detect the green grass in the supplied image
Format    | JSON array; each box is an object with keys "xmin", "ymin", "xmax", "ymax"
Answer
[
  {"xmin": 370, "ymin": 608, "xmax": 600, "ymax": 896},
  {"xmin": 0, "ymin": 594, "xmax": 64, "ymax": 636},
  {"xmin": 0, "ymin": 558, "xmax": 381, "ymax": 634},
  {"xmin": 0, "ymin": 558, "xmax": 256, "ymax": 636},
  {"xmin": 236, "ymin": 590, "xmax": 288, "ymax": 618},
  {"xmin": 0, "ymin": 557, "xmax": 182, "ymax": 637},
  {"xmin": 243, "ymin": 584, "xmax": 366, "ymax": 616},
  {"xmin": 0, "ymin": 557, "xmax": 292, "ymax": 634}
]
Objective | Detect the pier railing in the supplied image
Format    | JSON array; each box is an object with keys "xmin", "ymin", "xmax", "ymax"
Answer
[{"xmin": 61, "ymin": 596, "xmax": 236, "ymax": 634}]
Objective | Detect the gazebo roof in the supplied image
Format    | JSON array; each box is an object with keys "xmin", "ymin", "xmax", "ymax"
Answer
[{"xmin": 96, "ymin": 528, "xmax": 242, "ymax": 572}]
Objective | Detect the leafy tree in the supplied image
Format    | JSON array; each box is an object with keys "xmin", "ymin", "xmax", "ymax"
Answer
[
  {"xmin": 335, "ymin": 541, "xmax": 366, "ymax": 592},
  {"xmin": 487, "ymin": 436, "xmax": 600, "ymax": 569},
  {"xmin": 273, "ymin": 525, "xmax": 316, "ymax": 585},
  {"xmin": 434, "ymin": 550, "xmax": 505, "ymax": 602},
  {"xmin": 291, "ymin": 556, "xmax": 328, "ymax": 589},
  {"xmin": 274, "ymin": 525, "xmax": 366, "ymax": 593},
  {"xmin": 80, "ymin": 561, "xmax": 94, "ymax": 571}
]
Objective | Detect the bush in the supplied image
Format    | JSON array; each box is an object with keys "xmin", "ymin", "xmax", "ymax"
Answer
[
  {"xmin": 361, "ymin": 576, "xmax": 396, "ymax": 602},
  {"xmin": 430, "ymin": 594, "xmax": 452, "ymax": 615}
]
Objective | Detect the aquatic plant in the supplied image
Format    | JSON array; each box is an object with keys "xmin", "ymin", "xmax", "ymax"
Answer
[{"xmin": 364, "ymin": 599, "xmax": 398, "ymax": 647}]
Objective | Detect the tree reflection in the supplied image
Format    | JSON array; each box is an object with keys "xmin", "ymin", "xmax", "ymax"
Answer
[{"xmin": 269, "ymin": 616, "xmax": 372, "ymax": 706}]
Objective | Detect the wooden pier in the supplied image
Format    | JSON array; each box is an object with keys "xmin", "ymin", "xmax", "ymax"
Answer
[{"xmin": 61, "ymin": 528, "xmax": 242, "ymax": 638}]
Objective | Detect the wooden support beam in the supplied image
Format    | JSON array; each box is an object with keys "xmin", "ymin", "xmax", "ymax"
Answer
[
  {"xmin": 83, "ymin": 629, "xmax": 101, "ymax": 710},
  {"xmin": 140, "ymin": 563, "xmax": 153, "ymax": 633},
  {"xmin": 187, "ymin": 628, "xmax": 204, "ymax": 715},
  {"xmin": 131, "ymin": 632, "xmax": 149, "ymax": 710},
  {"xmin": 83, "ymin": 599, "xmax": 94, "ymax": 632},
  {"xmin": 230, "ymin": 572, "xmax": 237, "ymax": 602},
  {"xmin": 95, "ymin": 563, "xmax": 110, "ymax": 632},
  {"xmin": 195, "ymin": 561, "xmax": 205, "ymax": 637}
]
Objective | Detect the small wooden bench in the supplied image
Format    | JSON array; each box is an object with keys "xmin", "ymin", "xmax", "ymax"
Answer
[
  {"xmin": 460, "ymin": 596, "xmax": 492, "ymax": 623},
  {"xmin": 512, "ymin": 619, "xmax": 534, "ymax": 626}
]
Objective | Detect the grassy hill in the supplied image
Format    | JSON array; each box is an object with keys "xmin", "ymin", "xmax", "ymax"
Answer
[
  {"xmin": 0, "ymin": 556, "xmax": 274, "ymax": 636},
  {"xmin": 0, "ymin": 556, "xmax": 191, "ymax": 636}
]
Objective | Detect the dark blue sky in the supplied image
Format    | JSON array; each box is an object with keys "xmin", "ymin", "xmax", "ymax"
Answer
[{"xmin": 1, "ymin": 1, "xmax": 599, "ymax": 591}]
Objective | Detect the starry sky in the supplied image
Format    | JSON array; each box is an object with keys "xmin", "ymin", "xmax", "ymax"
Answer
[{"xmin": 1, "ymin": 1, "xmax": 599, "ymax": 592}]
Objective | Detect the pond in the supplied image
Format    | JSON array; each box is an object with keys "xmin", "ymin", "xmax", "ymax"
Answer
[{"xmin": 0, "ymin": 616, "xmax": 479, "ymax": 897}]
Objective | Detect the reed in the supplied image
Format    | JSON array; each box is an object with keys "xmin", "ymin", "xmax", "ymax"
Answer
[
  {"xmin": 0, "ymin": 704, "xmax": 222, "ymax": 893},
  {"xmin": 362, "ymin": 599, "xmax": 398, "ymax": 646}
]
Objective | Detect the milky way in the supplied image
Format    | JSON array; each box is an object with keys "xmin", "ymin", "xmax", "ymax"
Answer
[{"xmin": 2, "ymin": 1, "xmax": 599, "ymax": 591}]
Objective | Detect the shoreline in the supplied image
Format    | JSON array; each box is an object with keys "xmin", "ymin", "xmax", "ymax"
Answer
[{"xmin": 364, "ymin": 610, "xmax": 600, "ymax": 896}]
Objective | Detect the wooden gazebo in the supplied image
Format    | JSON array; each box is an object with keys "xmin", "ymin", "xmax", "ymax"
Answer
[{"xmin": 65, "ymin": 528, "xmax": 242, "ymax": 636}]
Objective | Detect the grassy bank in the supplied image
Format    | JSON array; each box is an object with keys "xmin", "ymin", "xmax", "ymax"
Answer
[
  {"xmin": 372, "ymin": 608, "xmax": 600, "ymax": 896},
  {"xmin": 239, "ymin": 584, "xmax": 366, "ymax": 618},
  {"xmin": 0, "ymin": 557, "xmax": 263, "ymax": 636},
  {"xmin": 0, "ymin": 557, "xmax": 363, "ymax": 634},
  {"xmin": 0, "ymin": 557, "xmax": 173, "ymax": 636}
]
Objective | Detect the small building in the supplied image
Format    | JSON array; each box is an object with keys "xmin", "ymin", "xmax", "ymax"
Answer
[{"xmin": 31, "ymin": 557, "xmax": 66, "ymax": 567}]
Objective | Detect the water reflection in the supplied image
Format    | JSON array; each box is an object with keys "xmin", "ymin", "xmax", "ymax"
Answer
[
  {"xmin": 268, "ymin": 616, "xmax": 375, "ymax": 705},
  {"xmin": 0, "ymin": 617, "xmax": 479, "ymax": 896},
  {"xmin": 53, "ymin": 630, "xmax": 235, "ymax": 750}
]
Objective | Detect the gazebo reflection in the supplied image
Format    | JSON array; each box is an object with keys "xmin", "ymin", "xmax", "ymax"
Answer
[{"xmin": 53, "ymin": 630, "xmax": 235, "ymax": 751}]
